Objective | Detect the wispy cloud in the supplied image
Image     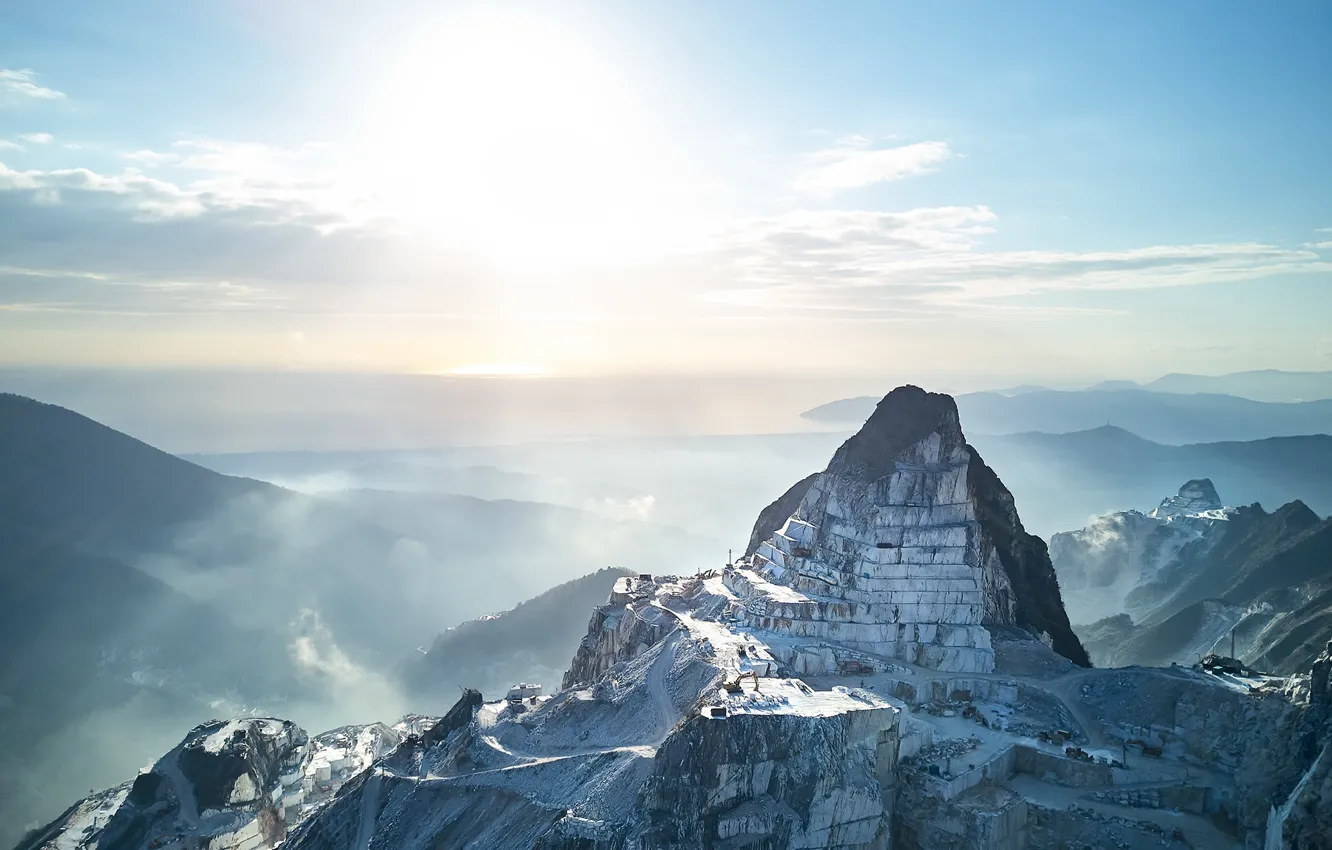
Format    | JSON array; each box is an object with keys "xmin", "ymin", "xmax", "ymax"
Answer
[
  {"xmin": 0, "ymin": 140, "xmax": 22, "ymax": 151},
  {"xmin": 118, "ymin": 139, "xmax": 349, "ymax": 223},
  {"xmin": 0, "ymin": 162, "xmax": 207, "ymax": 218},
  {"xmin": 0, "ymin": 266, "xmax": 282, "ymax": 315},
  {"xmin": 123, "ymin": 149, "xmax": 181, "ymax": 166},
  {"xmin": 794, "ymin": 138, "xmax": 953, "ymax": 194},
  {"xmin": 19, "ymin": 132, "xmax": 53, "ymax": 144},
  {"xmin": 0, "ymin": 69, "xmax": 66, "ymax": 101},
  {"xmin": 0, "ymin": 157, "xmax": 476, "ymax": 318},
  {"xmin": 3, "ymin": 134, "xmax": 1328, "ymax": 326},
  {"xmin": 705, "ymin": 206, "xmax": 1332, "ymax": 316}
]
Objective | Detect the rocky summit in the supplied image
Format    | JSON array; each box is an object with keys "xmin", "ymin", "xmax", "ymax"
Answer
[
  {"xmin": 1148, "ymin": 478, "xmax": 1227, "ymax": 521},
  {"xmin": 740, "ymin": 385, "xmax": 1089, "ymax": 674},
  {"xmin": 18, "ymin": 386, "xmax": 1332, "ymax": 850}
]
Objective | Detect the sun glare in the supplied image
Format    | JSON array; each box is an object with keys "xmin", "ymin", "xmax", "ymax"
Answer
[
  {"xmin": 445, "ymin": 362, "xmax": 548, "ymax": 377},
  {"xmin": 361, "ymin": 10, "xmax": 709, "ymax": 273}
]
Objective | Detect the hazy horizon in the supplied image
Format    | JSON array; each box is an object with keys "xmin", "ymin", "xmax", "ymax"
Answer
[{"xmin": 3, "ymin": 0, "xmax": 1330, "ymax": 382}]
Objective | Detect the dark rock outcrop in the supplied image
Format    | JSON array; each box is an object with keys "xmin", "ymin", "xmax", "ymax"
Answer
[
  {"xmin": 966, "ymin": 447, "xmax": 1091, "ymax": 668},
  {"xmin": 18, "ymin": 719, "xmax": 308, "ymax": 850},
  {"xmin": 745, "ymin": 473, "xmax": 817, "ymax": 557}
]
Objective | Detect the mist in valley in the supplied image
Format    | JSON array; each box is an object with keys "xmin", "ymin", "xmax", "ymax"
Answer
[{"xmin": 5, "ymin": 369, "xmax": 1332, "ymax": 843}]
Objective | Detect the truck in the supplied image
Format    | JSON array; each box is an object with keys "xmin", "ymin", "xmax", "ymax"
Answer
[{"xmin": 505, "ymin": 683, "xmax": 543, "ymax": 703}]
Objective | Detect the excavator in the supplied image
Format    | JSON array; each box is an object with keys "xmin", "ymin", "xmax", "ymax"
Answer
[{"xmin": 722, "ymin": 646, "xmax": 763, "ymax": 693}]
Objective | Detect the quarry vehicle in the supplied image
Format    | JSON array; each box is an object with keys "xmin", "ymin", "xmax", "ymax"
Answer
[
  {"xmin": 1202, "ymin": 654, "xmax": 1245, "ymax": 675},
  {"xmin": 506, "ymin": 683, "xmax": 543, "ymax": 703},
  {"xmin": 723, "ymin": 670, "xmax": 760, "ymax": 693}
]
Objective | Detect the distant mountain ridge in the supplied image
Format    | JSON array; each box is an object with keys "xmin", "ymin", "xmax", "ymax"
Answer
[
  {"xmin": 801, "ymin": 388, "xmax": 1332, "ymax": 444},
  {"xmin": 0, "ymin": 393, "xmax": 458, "ymax": 662},
  {"xmin": 397, "ymin": 567, "xmax": 634, "ymax": 705},
  {"xmin": 1008, "ymin": 369, "xmax": 1332, "ymax": 402},
  {"xmin": 1142, "ymin": 369, "xmax": 1332, "ymax": 402},
  {"xmin": 1054, "ymin": 480, "xmax": 1332, "ymax": 674},
  {"xmin": 970, "ymin": 426, "xmax": 1332, "ymax": 536}
]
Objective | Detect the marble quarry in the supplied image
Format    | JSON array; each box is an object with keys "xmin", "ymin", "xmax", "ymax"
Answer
[{"xmin": 737, "ymin": 386, "xmax": 1084, "ymax": 674}]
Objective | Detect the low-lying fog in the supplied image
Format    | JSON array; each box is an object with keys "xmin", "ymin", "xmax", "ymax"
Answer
[{"xmin": 5, "ymin": 369, "xmax": 1331, "ymax": 842}]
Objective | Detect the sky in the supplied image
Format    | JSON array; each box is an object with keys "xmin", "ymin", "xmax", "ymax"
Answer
[{"xmin": 1, "ymin": 0, "xmax": 1330, "ymax": 384}]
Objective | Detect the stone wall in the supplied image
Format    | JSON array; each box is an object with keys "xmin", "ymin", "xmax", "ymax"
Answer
[
  {"xmin": 1012, "ymin": 746, "xmax": 1113, "ymax": 788},
  {"xmin": 1025, "ymin": 805, "xmax": 1187, "ymax": 849}
]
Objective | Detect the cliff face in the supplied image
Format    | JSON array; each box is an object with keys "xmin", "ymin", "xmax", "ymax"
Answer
[
  {"xmin": 562, "ymin": 575, "xmax": 678, "ymax": 689},
  {"xmin": 1254, "ymin": 641, "xmax": 1332, "ymax": 849},
  {"xmin": 744, "ymin": 386, "xmax": 1089, "ymax": 671},
  {"xmin": 640, "ymin": 707, "xmax": 898, "ymax": 849},
  {"xmin": 966, "ymin": 450, "xmax": 1090, "ymax": 668}
]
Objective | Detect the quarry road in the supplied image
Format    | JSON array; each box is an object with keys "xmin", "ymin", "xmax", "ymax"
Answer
[
  {"xmin": 1043, "ymin": 671, "xmax": 1111, "ymax": 749},
  {"xmin": 158, "ymin": 748, "xmax": 200, "ymax": 830},
  {"xmin": 411, "ymin": 629, "xmax": 689, "ymax": 788},
  {"xmin": 645, "ymin": 630, "xmax": 684, "ymax": 744},
  {"xmin": 354, "ymin": 769, "xmax": 383, "ymax": 850}
]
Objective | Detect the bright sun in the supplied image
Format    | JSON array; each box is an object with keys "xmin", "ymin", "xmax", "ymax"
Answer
[{"xmin": 361, "ymin": 10, "xmax": 706, "ymax": 272}]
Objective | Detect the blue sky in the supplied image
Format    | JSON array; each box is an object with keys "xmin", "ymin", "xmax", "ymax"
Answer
[{"xmin": 1, "ymin": 0, "xmax": 1329, "ymax": 381}]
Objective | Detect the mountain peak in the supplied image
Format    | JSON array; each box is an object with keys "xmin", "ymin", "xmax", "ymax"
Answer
[
  {"xmin": 1179, "ymin": 478, "xmax": 1221, "ymax": 503},
  {"xmin": 747, "ymin": 384, "xmax": 1088, "ymax": 671},
  {"xmin": 1150, "ymin": 478, "xmax": 1224, "ymax": 519},
  {"xmin": 826, "ymin": 386, "xmax": 962, "ymax": 483}
]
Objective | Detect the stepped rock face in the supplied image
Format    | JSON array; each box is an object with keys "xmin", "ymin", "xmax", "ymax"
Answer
[
  {"xmin": 745, "ymin": 386, "xmax": 1089, "ymax": 672},
  {"xmin": 745, "ymin": 473, "xmax": 818, "ymax": 558}
]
